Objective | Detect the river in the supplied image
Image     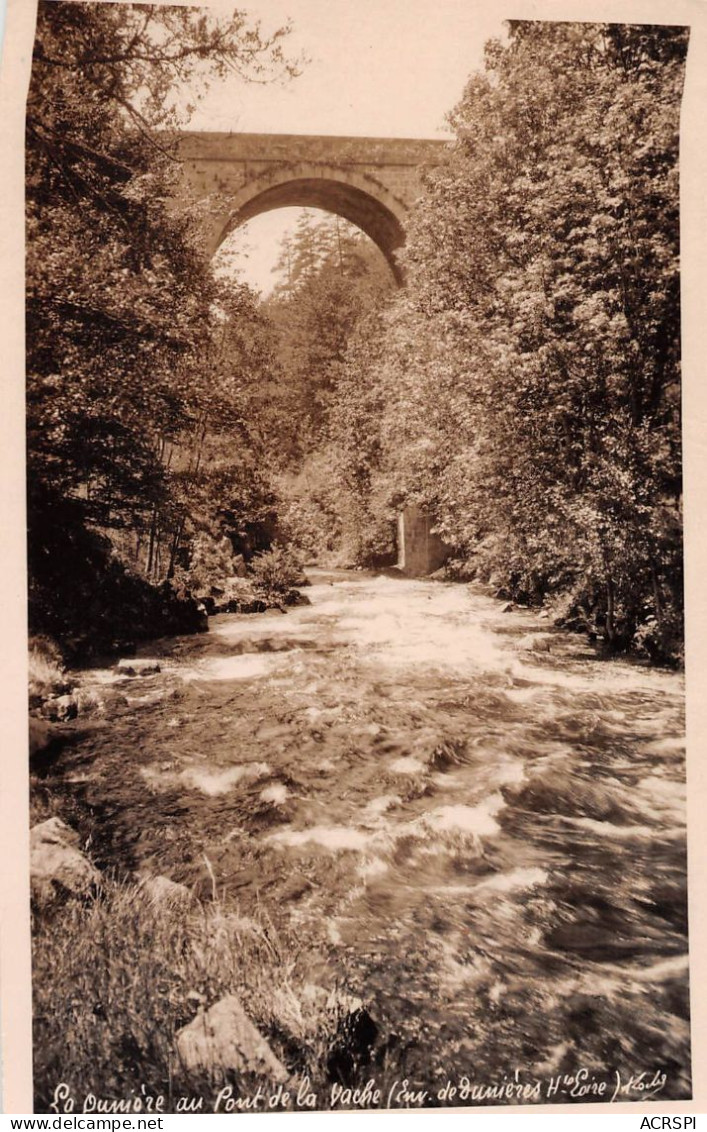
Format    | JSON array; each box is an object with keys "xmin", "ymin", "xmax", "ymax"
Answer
[{"xmin": 34, "ymin": 569, "xmax": 690, "ymax": 1104}]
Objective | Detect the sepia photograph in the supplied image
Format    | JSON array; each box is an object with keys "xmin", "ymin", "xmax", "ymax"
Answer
[{"xmin": 12, "ymin": 0, "xmax": 696, "ymax": 1114}]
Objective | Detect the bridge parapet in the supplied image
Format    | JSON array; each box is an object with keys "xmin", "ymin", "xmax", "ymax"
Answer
[{"xmin": 178, "ymin": 131, "xmax": 448, "ymax": 170}]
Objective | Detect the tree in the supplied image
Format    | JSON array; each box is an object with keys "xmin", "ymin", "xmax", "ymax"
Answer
[
  {"xmin": 332, "ymin": 21, "xmax": 687, "ymax": 660},
  {"xmin": 265, "ymin": 212, "xmax": 393, "ymax": 444},
  {"xmin": 260, "ymin": 212, "xmax": 395, "ymax": 560},
  {"xmin": 26, "ymin": 1, "xmax": 297, "ymax": 652}
]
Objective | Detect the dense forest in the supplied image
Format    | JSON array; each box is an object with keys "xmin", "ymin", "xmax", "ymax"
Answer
[
  {"xmin": 27, "ymin": 7, "xmax": 687, "ymax": 665},
  {"xmin": 323, "ymin": 22, "xmax": 688, "ymax": 664},
  {"xmin": 26, "ymin": 0, "xmax": 303, "ymax": 659}
]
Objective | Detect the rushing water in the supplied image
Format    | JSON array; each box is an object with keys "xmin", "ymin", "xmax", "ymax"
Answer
[{"xmin": 37, "ymin": 571, "xmax": 690, "ymax": 1104}]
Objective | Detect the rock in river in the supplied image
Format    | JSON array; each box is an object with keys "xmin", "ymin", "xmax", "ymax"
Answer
[
  {"xmin": 115, "ymin": 658, "xmax": 162, "ymax": 677},
  {"xmin": 40, "ymin": 693, "xmax": 78, "ymax": 722}
]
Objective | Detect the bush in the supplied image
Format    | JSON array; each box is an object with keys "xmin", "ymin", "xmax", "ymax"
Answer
[
  {"xmin": 248, "ymin": 544, "xmax": 307, "ymax": 601},
  {"xmin": 276, "ymin": 454, "xmax": 345, "ymax": 562}
]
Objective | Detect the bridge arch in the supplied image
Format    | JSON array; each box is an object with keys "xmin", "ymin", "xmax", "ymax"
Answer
[
  {"xmin": 178, "ymin": 133, "xmax": 447, "ymax": 284},
  {"xmin": 208, "ymin": 164, "xmax": 408, "ymax": 283}
]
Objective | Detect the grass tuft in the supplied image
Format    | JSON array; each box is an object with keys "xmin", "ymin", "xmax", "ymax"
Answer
[
  {"xmin": 28, "ymin": 636, "xmax": 71, "ymax": 704},
  {"xmin": 32, "ymin": 880, "xmax": 358, "ymax": 1113}
]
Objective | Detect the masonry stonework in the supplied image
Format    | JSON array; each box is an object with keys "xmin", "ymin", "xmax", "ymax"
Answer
[
  {"xmin": 397, "ymin": 505, "xmax": 450, "ymax": 577},
  {"xmin": 178, "ymin": 132, "xmax": 448, "ymax": 280}
]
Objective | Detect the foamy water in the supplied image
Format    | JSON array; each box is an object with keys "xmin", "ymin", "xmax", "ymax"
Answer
[{"xmin": 49, "ymin": 569, "xmax": 690, "ymax": 1103}]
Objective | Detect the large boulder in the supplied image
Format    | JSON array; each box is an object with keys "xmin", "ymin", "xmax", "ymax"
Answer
[
  {"xmin": 30, "ymin": 817, "xmax": 100, "ymax": 908},
  {"xmin": 176, "ymin": 994, "xmax": 289, "ymax": 1083}
]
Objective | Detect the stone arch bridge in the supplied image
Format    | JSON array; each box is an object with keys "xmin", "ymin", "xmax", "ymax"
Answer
[{"xmin": 178, "ymin": 132, "xmax": 448, "ymax": 283}]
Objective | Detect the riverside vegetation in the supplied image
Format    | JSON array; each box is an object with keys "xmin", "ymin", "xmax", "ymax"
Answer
[{"xmin": 26, "ymin": 6, "xmax": 689, "ymax": 1113}]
